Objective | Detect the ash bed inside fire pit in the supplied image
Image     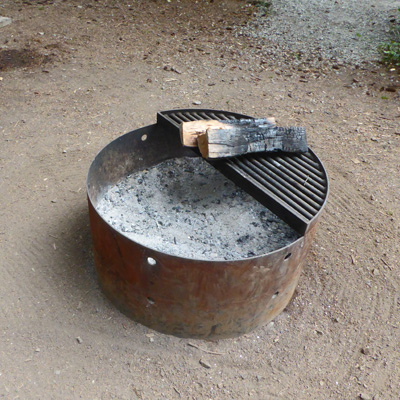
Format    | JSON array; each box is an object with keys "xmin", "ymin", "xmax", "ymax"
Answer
[
  {"xmin": 96, "ymin": 157, "xmax": 300, "ymax": 261},
  {"xmin": 87, "ymin": 109, "xmax": 329, "ymax": 339}
]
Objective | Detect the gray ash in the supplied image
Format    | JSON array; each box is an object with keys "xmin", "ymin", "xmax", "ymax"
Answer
[{"xmin": 96, "ymin": 157, "xmax": 300, "ymax": 261}]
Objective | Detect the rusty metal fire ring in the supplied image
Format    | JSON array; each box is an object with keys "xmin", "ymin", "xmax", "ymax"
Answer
[{"xmin": 87, "ymin": 109, "xmax": 329, "ymax": 339}]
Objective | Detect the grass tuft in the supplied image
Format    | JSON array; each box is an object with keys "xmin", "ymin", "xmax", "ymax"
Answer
[{"xmin": 379, "ymin": 9, "xmax": 400, "ymax": 66}]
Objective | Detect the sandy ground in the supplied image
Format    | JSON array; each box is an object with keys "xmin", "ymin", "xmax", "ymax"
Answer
[{"xmin": 1, "ymin": 1, "xmax": 400, "ymax": 399}]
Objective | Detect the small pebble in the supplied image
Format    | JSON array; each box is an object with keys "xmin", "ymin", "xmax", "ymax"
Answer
[
  {"xmin": 76, "ymin": 337, "xmax": 83, "ymax": 344},
  {"xmin": 361, "ymin": 347, "xmax": 370, "ymax": 355},
  {"xmin": 199, "ymin": 359, "xmax": 211, "ymax": 369},
  {"xmin": 360, "ymin": 393, "xmax": 371, "ymax": 400}
]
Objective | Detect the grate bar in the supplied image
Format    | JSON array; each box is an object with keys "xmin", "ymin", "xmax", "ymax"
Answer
[
  {"xmin": 208, "ymin": 112, "xmax": 223, "ymax": 120},
  {"xmin": 248, "ymin": 157, "xmax": 324, "ymax": 209},
  {"xmin": 298, "ymin": 153, "xmax": 321, "ymax": 169},
  {"xmin": 257, "ymin": 157, "xmax": 326, "ymax": 202},
  {"xmin": 191, "ymin": 111, "xmax": 206, "ymax": 120},
  {"xmin": 168, "ymin": 113, "xmax": 183, "ymax": 125},
  {"xmin": 198, "ymin": 112, "xmax": 212, "ymax": 120},
  {"xmin": 223, "ymin": 158, "xmax": 310, "ymax": 227},
  {"xmin": 176, "ymin": 112, "xmax": 192, "ymax": 122},
  {"xmin": 275, "ymin": 156, "xmax": 327, "ymax": 188},
  {"xmin": 235, "ymin": 158, "xmax": 316, "ymax": 219},
  {"xmin": 218, "ymin": 113, "xmax": 236, "ymax": 120},
  {"xmin": 182, "ymin": 112, "xmax": 198, "ymax": 121},
  {"xmin": 288, "ymin": 155, "xmax": 325, "ymax": 179}
]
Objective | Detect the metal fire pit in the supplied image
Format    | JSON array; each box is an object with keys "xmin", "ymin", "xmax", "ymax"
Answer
[{"xmin": 87, "ymin": 109, "xmax": 329, "ymax": 339}]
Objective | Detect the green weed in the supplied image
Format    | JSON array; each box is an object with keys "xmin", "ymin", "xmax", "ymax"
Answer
[
  {"xmin": 248, "ymin": 1, "xmax": 271, "ymax": 16},
  {"xmin": 379, "ymin": 9, "xmax": 400, "ymax": 66},
  {"xmin": 380, "ymin": 41, "xmax": 400, "ymax": 65}
]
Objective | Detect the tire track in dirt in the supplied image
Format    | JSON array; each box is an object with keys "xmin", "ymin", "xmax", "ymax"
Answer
[
  {"xmin": 363, "ymin": 286, "xmax": 400, "ymax": 396},
  {"xmin": 1, "ymin": 234, "xmax": 66, "ymax": 325},
  {"xmin": 0, "ymin": 154, "xmax": 97, "ymax": 333},
  {"xmin": 0, "ymin": 214, "xmax": 50, "ymax": 324},
  {"xmin": 299, "ymin": 173, "xmax": 400, "ymax": 396},
  {"xmin": 248, "ymin": 166, "xmax": 400, "ymax": 398}
]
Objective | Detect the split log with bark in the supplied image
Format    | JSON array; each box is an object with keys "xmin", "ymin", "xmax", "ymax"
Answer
[{"xmin": 180, "ymin": 118, "xmax": 307, "ymax": 159}]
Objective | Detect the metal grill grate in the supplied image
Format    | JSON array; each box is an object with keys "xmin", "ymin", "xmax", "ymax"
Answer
[
  {"xmin": 157, "ymin": 109, "xmax": 329, "ymax": 234},
  {"xmin": 157, "ymin": 109, "xmax": 243, "ymax": 132}
]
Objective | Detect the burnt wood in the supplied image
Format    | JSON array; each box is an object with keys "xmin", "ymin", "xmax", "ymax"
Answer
[
  {"xmin": 196, "ymin": 119, "xmax": 308, "ymax": 159},
  {"xmin": 180, "ymin": 117, "xmax": 276, "ymax": 148}
]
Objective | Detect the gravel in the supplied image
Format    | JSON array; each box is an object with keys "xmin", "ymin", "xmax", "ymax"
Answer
[
  {"xmin": 96, "ymin": 157, "xmax": 300, "ymax": 261},
  {"xmin": 243, "ymin": 0, "xmax": 400, "ymax": 66}
]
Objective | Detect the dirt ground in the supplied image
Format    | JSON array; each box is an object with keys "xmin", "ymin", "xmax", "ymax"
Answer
[{"xmin": 1, "ymin": 1, "xmax": 400, "ymax": 399}]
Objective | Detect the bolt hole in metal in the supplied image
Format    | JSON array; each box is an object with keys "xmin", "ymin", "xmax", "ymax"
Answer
[
  {"xmin": 141, "ymin": 134, "xmax": 147, "ymax": 141},
  {"xmin": 272, "ymin": 291, "xmax": 280, "ymax": 299},
  {"xmin": 147, "ymin": 257, "xmax": 156, "ymax": 265}
]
